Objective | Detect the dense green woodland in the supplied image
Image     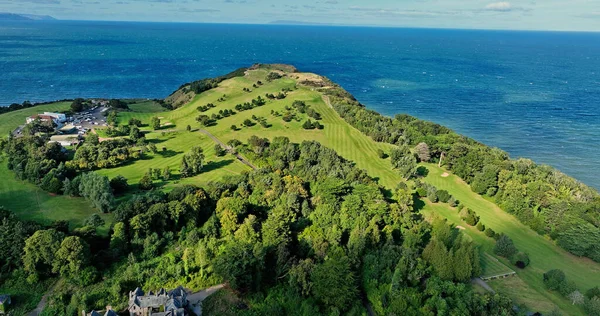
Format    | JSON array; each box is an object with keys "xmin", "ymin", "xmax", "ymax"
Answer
[
  {"xmin": 0, "ymin": 64, "xmax": 599, "ymax": 315},
  {"xmin": 1, "ymin": 137, "xmax": 514, "ymax": 315}
]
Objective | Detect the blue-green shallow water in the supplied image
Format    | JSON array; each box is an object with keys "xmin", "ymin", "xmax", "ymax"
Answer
[{"xmin": 1, "ymin": 21, "xmax": 599, "ymax": 189}]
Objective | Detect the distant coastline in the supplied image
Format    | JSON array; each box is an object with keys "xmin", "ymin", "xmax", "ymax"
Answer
[{"xmin": 0, "ymin": 13, "xmax": 56, "ymax": 21}]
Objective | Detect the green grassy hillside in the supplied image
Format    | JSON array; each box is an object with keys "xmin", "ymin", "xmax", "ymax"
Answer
[
  {"xmin": 421, "ymin": 164, "xmax": 600, "ymax": 314},
  {"xmin": 0, "ymin": 102, "xmax": 71, "ymax": 136},
  {"xmin": 0, "ymin": 161, "xmax": 113, "ymax": 235},
  {"xmin": 1, "ymin": 65, "xmax": 598, "ymax": 314}
]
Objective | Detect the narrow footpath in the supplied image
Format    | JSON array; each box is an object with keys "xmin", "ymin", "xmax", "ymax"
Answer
[{"xmin": 198, "ymin": 129, "xmax": 257, "ymax": 170}]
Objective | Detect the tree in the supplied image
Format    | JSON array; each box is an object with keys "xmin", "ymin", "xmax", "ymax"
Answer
[
  {"xmin": 485, "ymin": 227, "xmax": 496, "ymax": 238},
  {"xmin": 302, "ymin": 120, "xmax": 315, "ymax": 130},
  {"xmin": 494, "ymin": 234, "xmax": 517, "ymax": 258},
  {"xmin": 86, "ymin": 133, "xmax": 99, "ymax": 145},
  {"xmin": 460, "ymin": 208, "xmax": 480, "ymax": 226},
  {"xmin": 567, "ymin": 290, "xmax": 584, "ymax": 305},
  {"xmin": 213, "ymin": 241, "xmax": 265, "ymax": 291},
  {"xmin": 151, "ymin": 116, "xmax": 161, "ymax": 130},
  {"xmin": 79, "ymin": 172, "xmax": 114, "ymax": 213},
  {"xmin": 110, "ymin": 222, "xmax": 128, "ymax": 255},
  {"xmin": 106, "ymin": 110, "xmax": 118, "ymax": 126},
  {"xmin": 476, "ymin": 221, "xmax": 485, "ymax": 232},
  {"xmin": 180, "ymin": 158, "xmax": 190, "ymax": 178},
  {"xmin": 231, "ymin": 125, "xmax": 238, "ymax": 131},
  {"xmin": 162, "ymin": 166, "xmax": 171, "ymax": 181},
  {"xmin": 585, "ymin": 297, "xmax": 600, "ymax": 316},
  {"xmin": 70, "ymin": 98, "xmax": 85, "ymax": 112},
  {"xmin": 510, "ymin": 252, "xmax": 530, "ymax": 269},
  {"xmin": 128, "ymin": 118, "xmax": 142, "ymax": 127},
  {"xmin": 377, "ymin": 149, "xmax": 387, "ymax": 159},
  {"xmin": 243, "ymin": 119, "xmax": 254, "ymax": 127},
  {"xmin": 83, "ymin": 214, "xmax": 105, "ymax": 229},
  {"xmin": 586, "ymin": 286, "xmax": 600, "ymax": 299},
  {"xmin": 139, "ymin": 170, "xmax": 153, "ymax": 190},
  {"xmin": 215, "ymin": 144, "xmax": 226, "ymax": 157},
  {"xmin": 109, "ymin": 175, "xmax": 128, "ymax": 194},
  {"xmin": 186, "ymin": 124, "xmax": 191, "ymax": 132},
  {"xmin": 543, "ymin": 269, "xmax": 566, "ymax": 291},
  {"xmin": 52, "ymin": 236, "xmax": 89, "ymax": 280},
  {"xmin": 390, "ymin": 146, "xmax": 418, "ymax": 180},
  {"xmin": 311, "ymin": 254, "xmax": 358, "ymax": 311},
  {"xmin": 180, "ymin": 146, "xmax": 204, "ymax": 177},
  {"xmin": 415, "ymin": 142, "xmax": 430, "ymax": 162},
  {"xmin": 129, "ymin": 126, "xmax": 142, "ymax": 141},
  {"xmin": 108, "ymin": 99, "xmax": 128, "ymax": 109},
  {"xmin": 23, "ymin": 229, "xmax": 64, "ymax": 278},
  {"xmin": 0, "ymin": 212, "xmax": 34, "ymax": 273},
  {"xmin": 436, "ymin": 190, "xmax": 451, "ymax": 203}
]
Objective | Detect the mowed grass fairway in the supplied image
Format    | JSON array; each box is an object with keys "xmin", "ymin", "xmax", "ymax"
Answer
[
  {"xmin": 0, "ymin": 162, "xmax": 113, "ymax": 235},
  {"xmin": 422, "ymin": 163, "xmax": 600, "ymax": 315},
  {"xmin": 97, "ymin": 68, "xmax": 403, "ymax": 189},
  {"xmin": 0, "ymin": 102, "xmax": 71, "ymax": 135}
]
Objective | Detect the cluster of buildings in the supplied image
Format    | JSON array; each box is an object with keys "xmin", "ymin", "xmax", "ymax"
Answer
[
  {"xmin": 26, "ymin": 111, "xmax": 67, "ymax": 128},
  {"xmin": 24, "ymin": 111, "xmax": 84, "ymax": 147}
]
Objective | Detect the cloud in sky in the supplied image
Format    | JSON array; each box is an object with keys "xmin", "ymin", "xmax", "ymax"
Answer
[
  {"xmin": 485, "ymin": 2, "xmax": 513, "ymax": 12},
  {"xmin": 0, "ymin": 0, "xmax": 598, "ymax": 31}
]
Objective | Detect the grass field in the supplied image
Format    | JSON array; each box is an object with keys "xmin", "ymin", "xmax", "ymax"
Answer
[
  {"xmin": 127, "ymin": 100, "xmax": 166, "ymax": 113},
  {"xmin": 480, "ymin": 253, "xmax": 514, "ymax": 279},
  {"xmin": 421, "ymin": 164, "xmax": 600, "ymax": 315},
  {"xmin": 0, "ymin": 161, "xmax": 113, "ymax": 235},
  {"xmin": 96, "ymin": 68, "xmax": 403, "ymax": 190},
  {"xmin": 0, "ymin": 102, "xmax": 71, "ymax": 136}
]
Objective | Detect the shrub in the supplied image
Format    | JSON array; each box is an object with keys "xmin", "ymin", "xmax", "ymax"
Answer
[
  {"xmin": 427, "ymin": 186, "xmax": 438, "ymax": 203},
  {"xmin": 485, "ymin": 227, "xmax": 496, "ymax": 238},
  {"xmin": 266, "ymin": 72, "xmax": 282, "ymax": 81},
  {"xmin": 448, "ymin": 197, "xmax": 458, "ymax": 207},
  {"xmin": 494, "ymin": 234, "xmax": 517, "ymax": 258},
  {"xmin": 510, "ymin": 252, "xmax": 530, "ymax": 269},
  {"xmin": 416, "ymin": 188, "xmax": 427, "ymax": 198},
  {"xmin": 109, "ymin": 175, "xmax": 128, "ymax": 195},
  {"xmin": 460, "ymin": 208, "xmax": 480, "ymax": 226},
  {"xmin": 476, "ymin": 221, "xmax": 485, "ymax": 231},
  {"xmin": 457, "ymin": 204, "xmax": 465, "ymax": 212},
  {"xmin": 436, "ymin": 190, "xmax": 451, "ymax": 203},
  {"xmin": 139, "ymin": 172, "xmax": 153, "ymax": 190},
  {"xmin": 543, "ymin": 269, "xmax": 566, "ymax": 291},
  {"xmin": 585, "ymin": 297, "xmax": 600, "ymax": 316},
  {"xmin": 376, "ymin": 149, "xmax": 386, "ymax": 159},
  {"xmin": 228, "ymin": 139, "xmax": 242, "ymax": 148},
  {"xmin": 215, "ymin": 144, "xmax": 226, "ymax": 157},
  {"xmin": 586, "ymin": 286, "xmax": 600, "ymax": 299}
]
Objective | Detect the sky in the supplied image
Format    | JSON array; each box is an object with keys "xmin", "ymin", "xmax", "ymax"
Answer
[{"xmin": 1, "ymin": 0, "xmax": 599, "ymax": 31}]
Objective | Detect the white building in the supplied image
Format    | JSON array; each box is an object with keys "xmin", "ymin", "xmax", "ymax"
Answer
[
  {"xmin": 25, "ymin": 112, "xmax": 67, "ymax": 129},
  {"xmin": 42, "ymin": 112, "xmax": 67, "ymax": 123}
]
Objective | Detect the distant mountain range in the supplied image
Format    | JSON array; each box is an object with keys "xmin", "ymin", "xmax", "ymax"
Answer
[{"xmin": 0, "ymin": 13, "xmax": 56, "ymax": 21}]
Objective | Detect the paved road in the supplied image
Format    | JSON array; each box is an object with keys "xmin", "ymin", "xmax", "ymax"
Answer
[
  {"xmin": 187, "ymin": 284, "xmax": 225, "ymax": 316},
  {"xmin": 471, "ymin": 277, "xmax": 495, "ymax": 294},
  {"xmin": 28, "ymin": 281, "xmax": 60, "ymax": 316},
  {"xmin": 197, "ymin": 129, "xmax": 257, "ymax": 170}
]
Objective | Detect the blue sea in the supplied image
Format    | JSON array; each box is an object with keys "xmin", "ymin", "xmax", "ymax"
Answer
[{"xmin": 1, "ymin": 21, "xmax": 600, "ymax": 189}]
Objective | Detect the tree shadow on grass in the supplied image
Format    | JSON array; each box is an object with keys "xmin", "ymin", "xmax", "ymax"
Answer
[
  {"xmin": 202, "ymin": 159, "xmax": 234, "ymax": 173},
  {"xmin": 413, "ymin": 194, "xmax": 426, "ymax": 213},
  {"xmin": 158, "ymin": 149, "xmax": 183, "ymax": 158},
  {"xmin": 147, "ymin": 138, "xmax": 166, "ymax": 145}
]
